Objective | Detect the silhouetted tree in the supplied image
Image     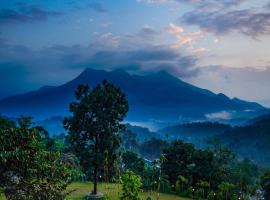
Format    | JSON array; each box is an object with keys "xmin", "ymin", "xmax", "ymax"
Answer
[{"xmin": 64, "ymin": 80, "xmax": 128, "ymax": 194}]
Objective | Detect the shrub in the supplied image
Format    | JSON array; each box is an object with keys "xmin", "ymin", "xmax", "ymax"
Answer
[
  {"xmin": 194, "ymin": 188, "xmax": 204, "ymax": 199},
  {"xmin": 207, "ymin": 191, "xmax": 216, "ymax": 200},
  {"xmin": 121, "ymin": 170, "xmax": 142, "ymax": 200},
  {"xmin": 146, "ymin": 196, "xmax": 154, "ymax": 200}
]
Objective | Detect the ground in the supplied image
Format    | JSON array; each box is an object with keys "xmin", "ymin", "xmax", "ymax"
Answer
[
  {"xmin": 66, "ymin": 182, "xmax": 191, "ymax": 200},
  {"xmin": 0, "ymin": 182, "xmax": 191, "ymax": 200}
]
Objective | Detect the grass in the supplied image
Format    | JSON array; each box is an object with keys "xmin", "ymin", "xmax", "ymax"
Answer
[
  {"xmin": 0, "ymin": 182, "xmax": 191, "ymax": 200},
  {"xmin": 66, "ymin": 182, "xmax": 191, "ymax": 200},
  {"xmin": 0, "ymin": 188, "xmax": 5, "ymax": 200}
]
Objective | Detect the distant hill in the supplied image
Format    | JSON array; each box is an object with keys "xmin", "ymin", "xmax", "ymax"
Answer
[
  {"xmin": 159, "ymin": 122, "xmax": 231, "ymax": 147},
  {"xmin": 217, "ymin": 118, "xmax": 270, "ymax": 166},
  {"xmin": 246, "ymin": 113, "xmax": 270, "ymax": 125},
  {"xmin": 33, "ymin": 117, "xmax": 158, "ymax": 140},
  {"xmin": 125, "ymin": 123, "xmax": 159, "ymax": 141},
  {"xmin": 0, "ymin": 68, "xmax": 265, "ymax": 124}
]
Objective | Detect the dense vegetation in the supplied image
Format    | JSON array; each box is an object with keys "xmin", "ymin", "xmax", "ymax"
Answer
[
  {"xmin": 160, "ymin": 122, "xmax": 231, "ymax": 141},
  {"xmin": 0, "ymin": 116, "xmax": 77, "ymax": 199},
  {"xmin": 217, "ymin": 117, "xmax": 270, "ymax": 165},
  {"xmin": 0, "ymin": 81, "xmax": 269, "ymax": 200}
]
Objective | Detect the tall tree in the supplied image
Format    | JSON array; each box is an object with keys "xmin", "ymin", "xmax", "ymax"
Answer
[
  {"xmin": 122, "ymin": 151, "xmax": 146, "ymax": 177},
  {"xmin": 64, "ymin": 80, "xmax": 128, "ymax": 194},
  {"xmin": 161, "ymin": 140, "xmax": 195, "ymax": 187}
]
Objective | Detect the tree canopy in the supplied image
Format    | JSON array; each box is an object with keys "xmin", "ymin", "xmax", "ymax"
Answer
[{"xmin": 64, "ymin": 80, "xmax": 128, "ymax": 194}]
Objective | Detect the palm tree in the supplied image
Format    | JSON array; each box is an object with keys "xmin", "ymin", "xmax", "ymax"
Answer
[
  {"xmin": 176, "ymin": 175, "xmax": 189, "ymax": 193},
  {"xmin": 218, "ymin": 181, "xmax": 234, "ymax": 200},
  {"xmin": 196, "ymin": 180, "xmax": 210, "ymax": 198}
]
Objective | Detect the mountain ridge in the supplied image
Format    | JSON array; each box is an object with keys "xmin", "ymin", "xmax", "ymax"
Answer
[{"xmin": 0, "ymin": 68, "xmax": 266, "ymax": 122}]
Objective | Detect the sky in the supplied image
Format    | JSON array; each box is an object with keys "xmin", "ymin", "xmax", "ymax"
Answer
[{"xmin": 0, "ymin": 0, "xmax": 270, "ymax": 107}]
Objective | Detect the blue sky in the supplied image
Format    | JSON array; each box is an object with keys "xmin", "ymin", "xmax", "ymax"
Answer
[{"xmin": 0, "ymin": 0, "xmax": 270, "ymax": 106}]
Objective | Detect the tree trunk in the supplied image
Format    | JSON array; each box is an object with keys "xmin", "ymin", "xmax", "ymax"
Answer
[
  {"xmin": 93, "ymin": 154, "xmax": 98, "ymax": 194},
  {"xmin": 93, "ymin": 135, "xmax": 99, "ymax": 194},
  {"xmin": 181, "ymin": 182, "xmax": 183, "ymax": 193}
]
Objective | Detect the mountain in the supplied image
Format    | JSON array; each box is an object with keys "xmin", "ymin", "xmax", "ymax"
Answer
[
  {"xmin": 159, "ymin": 122, "xmax": 231, "ymax": 147},
  {"xmin": 0, "ymin": 68, "xmax": 266, "ymax": 123},
  {"xmin": 217, "ymin": 118, "xmax": 270, "ymax": 166}
]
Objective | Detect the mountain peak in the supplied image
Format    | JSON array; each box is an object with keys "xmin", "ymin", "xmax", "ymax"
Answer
[
  {"xmin": 152, "ymin": 70, "xmax": 173, "ymax": 77},
  {"xmin": 111, "ymin": 68, "xmax": 130, "ymax": 77}
]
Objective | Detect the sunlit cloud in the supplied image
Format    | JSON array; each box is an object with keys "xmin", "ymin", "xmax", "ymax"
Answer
[
  {"xmin": 166, "ymin": 23, "xmax": 184, "ymax": 34},
  {"xmin": 98, "ymin": 32, "xmax": 119, "ymax": 47},
  {"xmin": 166, "ymin": 23, "xmax": 206, "ymax": 51}
]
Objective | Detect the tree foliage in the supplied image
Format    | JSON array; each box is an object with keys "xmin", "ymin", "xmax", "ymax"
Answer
[
  {"xmin": 64, "ymin": 80, "xmax": 128, "ymax": 194},
  {"xmin": 121, "ymin": 170, "xmax": 142, "ymax": 200},
  {"xmin": 261, "ymin": 170, "xmax": 270, "ymax": 200},
  {"xmin": 0, "ymin": 116, "xmax": 73, "ymax": 199}
]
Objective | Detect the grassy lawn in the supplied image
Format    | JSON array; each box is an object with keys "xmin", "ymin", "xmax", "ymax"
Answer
[
  {"xmin": 0, "ymin": 183, "xmax": 191, "ymax": 200},
  {"xmin": 0, "ymin": 188, "xmax": 5, "ymax": 200},
  {"xmin": 66, "ymin": 182, "xmax": 191, "ymax": 200}
]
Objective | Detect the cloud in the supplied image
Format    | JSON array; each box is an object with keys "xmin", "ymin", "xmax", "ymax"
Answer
[
  {"xmin": 99, "ymin": 22, "xmax": 112, "ymax": 28},
  {"xmin": 139, "ymin": 0, "xmax": 270, "ymax": 38},
  {"xmin": 0, "ymin": 36, "xmax": 200, "ymax": 95},
  {"xmin": 166, "ymin": 23, "xmax": 184, "ymax": 34},
  {"xmin": 97, "ymin": 32, "xmax": 119, "ymax": 47},
  {"xmin": 187, "ymin": 65, "xmax": 270, "ymax": 107},
  {"xmin": 0, "ymin": 62, "xmax": 32, "ymax": 98},
  {"xmin": 140, "ymin": 24, "xmax": 159, "ymax": 37},
  {"xmin": 137, "ymin": 0, "xmax": 174, "ymax": 4},
  {"xmin": 166, "ymin": 23, "xmax": 206, "ymax": 53},
  {"xmin": 206, "ymin": 110, "xmax": 232, "ymax": 120},
  {"xmin": 0, "ymin": 3, "xmax": 62, "ymax": 24},
  {"xmin": 120, "ymin": 25, "xmax": 160, "ymax": 48},
  {"xmin": 182, "ymin": 9, "xmax": 270, "ymax": 38},
  {"xmin": 79, "ymin": 47, "xmax": 199, "ymax": 78},
  {"xmin": 128, "ymin": 48, "xmax": 179, "ymax": 61},
  {"xmin": 138, "ymin": 0, "xmax": 245, "ymax": 8}
]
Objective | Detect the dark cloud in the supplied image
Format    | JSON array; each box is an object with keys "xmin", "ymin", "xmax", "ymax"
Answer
[
  {"xmin": 77, "ymin": 47, "xmax": 199, "ymax": 77},
  {"xmin": 128, "ymin": 49, "xmax": 178, "ymax": 61},
  {"xmin": 139, "ymin": 25, "xmax": 159, "ymax": 39},
  {"xmin": 143, "ymin": 0, "xmax": 245, "ymax": 8},
  {"xmin": 0, "ymin": 62, "xmax": 33, "ymax": 98},
  {"xmin": 0, "ymin": 40, "xmax": 199, "ymax": 93},
  {"xmin": 182, "ymin": 9, "xmax": 270, "ymax": 38},
  {"xmin": 0, "ymin": 3, "xmax": 62, "ymax": 24}
]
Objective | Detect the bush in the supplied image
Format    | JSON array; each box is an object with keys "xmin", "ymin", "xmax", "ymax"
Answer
[
  {"xmin": 121, "ymin": 170, "xmax": 143, "ymax": 200},
  {"xmin": 160, "ymin": 179, "xmax": 171, "ymax": 193},
  {"xmin": 194, "ymin": 188, "xmax": 204, "ymax": 199},
  {"xmin": 207, "ymin": 191, "xmax": 216, "ymax": 200},
  {"xmin": 216, "ymin": 191, "xmax": 223, "ymax": 200},
  {"xmin": 146, "ymin": 196, "xmax": 154, "ymax": 200},
  {"xmin": 186, "ymin": 187, "xmax": 194, "ymax": 198}
]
